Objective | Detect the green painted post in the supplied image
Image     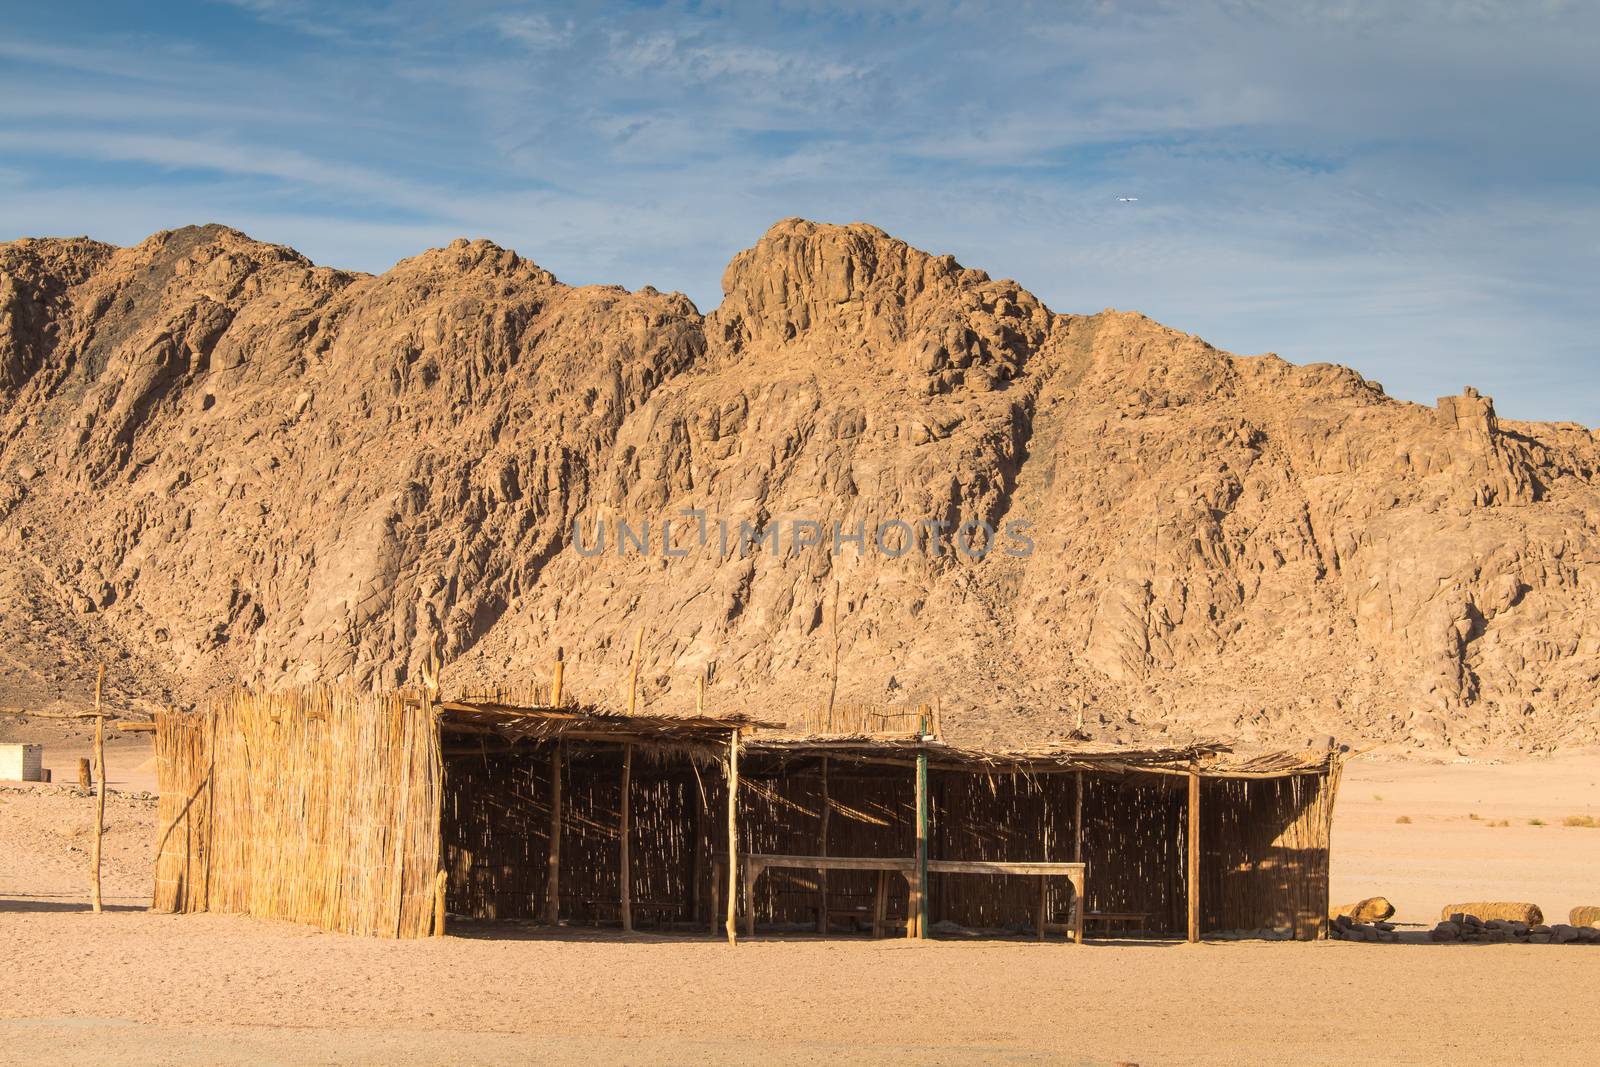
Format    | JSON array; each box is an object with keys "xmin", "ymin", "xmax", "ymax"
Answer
[{"xmin": 915, "ymin": 705, "xmax": 930, "ymax": 938}]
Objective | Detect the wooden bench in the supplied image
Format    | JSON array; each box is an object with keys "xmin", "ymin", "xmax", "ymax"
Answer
[
  {"xmin": 1085, "ymin": 910, "xmax": 1150, "ymax": 935},
  {"xmin": 713, "ymin": 854, "xmax": 1087, "ymax": 943}
]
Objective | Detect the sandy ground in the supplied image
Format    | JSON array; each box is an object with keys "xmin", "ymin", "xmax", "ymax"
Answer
[
  {"xmin": 2, "ymin": 743, "xmax": 1598, "ymax": 1065},
  {"xmin": 1332, "ymin": 752, "xmax": 1600, "ymax": 925}
]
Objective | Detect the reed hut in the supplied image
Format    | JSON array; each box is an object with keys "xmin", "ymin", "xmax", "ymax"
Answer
[
  {"xmin": 152, "ymin": 686, "xmax": 759, "ymax": 938},
  {"xmin": 736, "ymin": 737, "xmax": 1342, "ymax": 941},
  {"xmin": 152, "ymin": 687, "xmax": 1342, "ymax": 942}
]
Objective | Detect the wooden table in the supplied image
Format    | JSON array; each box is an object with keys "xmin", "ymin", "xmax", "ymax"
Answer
[
  {"xmin": 712, "ymin": 854, "xmax": 918, "ymax": 938},
  {"xmin": 927, "ymin": 859, "xmax": 1087, "ymax": 944},
  {"xmin": 713, "ymin": 854, "xmax": 1087, "ymax": 943}
]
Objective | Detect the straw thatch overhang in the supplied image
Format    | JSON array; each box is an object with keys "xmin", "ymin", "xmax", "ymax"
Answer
[
  {"xmin": 437, "ymin": 698, "xmax": 775, "ymax": 749},
  {"xmin": 744, "ymin": 735, "xmax": 1339, "ymax": 780}
]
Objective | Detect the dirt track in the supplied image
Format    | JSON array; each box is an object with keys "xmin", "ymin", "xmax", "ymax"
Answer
[{"xmin": 3, "ymin": 748, "xmax": 1599, "ymax": 1065}]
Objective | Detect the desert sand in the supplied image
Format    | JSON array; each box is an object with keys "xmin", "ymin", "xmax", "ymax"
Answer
[{"xmin": 3, "ymin": 743, "xmax": 1597, "ymax": 1065}]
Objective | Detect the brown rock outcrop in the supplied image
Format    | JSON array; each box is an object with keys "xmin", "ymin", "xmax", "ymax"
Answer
[{"xmin": 2, "ymin": 219, "xmax": 1599, "ymax": 751}]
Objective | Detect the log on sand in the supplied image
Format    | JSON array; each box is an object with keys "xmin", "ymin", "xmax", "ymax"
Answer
[
  {"xmin": 1329, "ymin": 897, "xmax": 1395, "ymax": 923},
  {"xmin": 1440, "ymin": 902, "xmax": 1543, "ymax": 925},
  {"xmin": 1569, "ymin": 906, "xmax": 1600, "ymax": 928}
]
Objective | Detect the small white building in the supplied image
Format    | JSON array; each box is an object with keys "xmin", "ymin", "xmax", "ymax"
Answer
[{"xmin": 0, "ymin": 743, "xmax": 45, "ymax": 781}]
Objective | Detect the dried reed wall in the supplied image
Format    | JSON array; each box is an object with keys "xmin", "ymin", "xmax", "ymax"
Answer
[
  {"xmin": 442, "ymin": 742, "xmax": 724, "ymax": 928},
  {"xmin": 153, "ymin": 687, "xmax": 445, "ymax": 938},
  {"xmin": 731, "ymin": 756, "xmax": 1334, "ymax": 938},
  {"xmin": 1201, "ymin": 769, "xmax": 1339, "ymax": 938}
]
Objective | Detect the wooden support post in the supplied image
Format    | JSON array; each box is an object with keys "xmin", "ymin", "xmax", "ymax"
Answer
[
  {"xmin": 433, "ymin": 869, "xmax": 448, "ymax": 937},
  {"xmin": 1073, "ymin": 769, "xmax": 1086, "ymax": 940},
  {"xmin": 1037, "ymin": 875, "xmax": 1049, "ymax": 941},
  {"xmin": 725, "ymin": 729, "xmax": 740, "ymax": 945},
  {"xmin": 78, "ymin": 758, "xmax": 92, "ymax": 791},
  {"xmin": 817, "ymin": 755, "xmax": 831, "ymax": 934},
  {"xmin": 914, "ymin": 706, "xmax": 930, "ymax": 939},
  {"xmin": 626, "ymin": 626, "xmax": 644, "ymax": 715},
  {"xmin": 620, "ymin": 743, "xmax": 633, "ymax": 933},
  {"xmin": 691, "ymin": 786, "xmax": 706, "ymax": 925},
  {"xmin": 1073, "ymin": 769, "xmax": 1084, "ymax": 862},
  {"xmin": 91, "ymin": 665, "xmax": 105, "ymax": 914},
  {"xmin": 696, "ymin": 666, "xmax": 706, "ymax": 715},
  {"xmin": 873, "ymin": 870, "xmax": 889, "ymax": 938},
  {"xmin": 1187, "ymin": 768, "xmax": 1201, "ymax": 944},
  {"xmin": 550, "ymin": 647, "xmax": 565, "ymax": 706},
  {"xmin": 546, "ymin": 742, "xmax": 563, "ymax": 925}
]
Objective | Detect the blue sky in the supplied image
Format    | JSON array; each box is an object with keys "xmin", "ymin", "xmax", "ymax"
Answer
[{"xmin": 2, "ymin": 1, "xmax": 1596, "ymax": 422}]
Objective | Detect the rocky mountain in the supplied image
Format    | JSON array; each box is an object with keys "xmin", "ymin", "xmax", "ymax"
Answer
[{"xmin": 2, "ymin": 219, "xmax": 1597, "ymax": 753}]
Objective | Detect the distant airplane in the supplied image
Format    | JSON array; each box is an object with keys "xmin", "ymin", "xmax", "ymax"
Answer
[{"xmin": 1118, "ymin": 196, "xmax": 1139, "ymax": 202}]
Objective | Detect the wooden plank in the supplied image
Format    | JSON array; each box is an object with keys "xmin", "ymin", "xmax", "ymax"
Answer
[
  {"xmin": 1187, "ymin": 768, "xmax": 1200, "ymax": 943},
  {"xmin": 620, "ymin": 742, "xmax": 633, "ymax": 933},
  {"xmin": 925, "ymin": 860, "xmax": 1086, "ymax": 876},
  {"xmin": 707, "ymin": 854, "xmax": 1084, "ymax": 876},
  {"xmin": 545, "ymin": 742, "xmax": 562, "ymax": 925},
  {"xmin": 740, "ymin": 853, "xmax": 917, "ymax": 872}
]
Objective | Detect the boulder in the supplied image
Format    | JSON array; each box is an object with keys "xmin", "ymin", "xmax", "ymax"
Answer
[
  {"xmin": 1330, "ymin": 897, "xmax": 1395, "ymax": 923},
  {"xmin": 1440, "ymin": 902, "xmax": 1542, "ymax": 925}
]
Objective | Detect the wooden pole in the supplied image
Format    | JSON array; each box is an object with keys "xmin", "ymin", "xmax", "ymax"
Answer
[
  {"xmin": 725, "ymin": 728, "xmax": 740, "ymax": 945},
  {"xmin": 550, "ymin": 647, "xmax": 565, "ymax": 706},
  {"xmin": 626, "ymin": 626, "xmax": 644, "ymax": 715},
  {"xmin": 920, "ymin": 703, "xmax": 930, "ymax": 933},
  {"xmin": 433, "ymin": 869, "xmax": 448, "ymax": 937},
  {"xmin": 1073, "ymin": 769, "xmax": 1084, "ymax": 862},
  {"xmin": 691, "ymin": 785, "xmax": 706, "ymax": 924},
  {"xmin": 78, "ymin": 758, "xmax": 91, "ymax": 791},
  {"xmin": 90, "ymin": 665, "xmax": 106, "ymax": 914},
  {"xmin": 696, "ymin": 666, "xmax": 706, "ymax": 715},
  {"xmin": 1187, "ymin": 767, "xmax": 1201, "ymax": 944},
  {"xmin": 620, "ymin": 743, "xmax": 633, "ymax": 933},
  {"xmin": 817, "ymin": 756, "xmax": 831, "ymax": 934},
  {"xmin": 546, "ymin": 742, "xmax": 563, "ymax": 925}
]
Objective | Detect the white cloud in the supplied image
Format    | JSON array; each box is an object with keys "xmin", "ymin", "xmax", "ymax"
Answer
[
  {"xmin": 495, "ymin": 12, "xmax": 574, "ymax": 50},
  {"xmin": 1, "ymin": 2, "xmax": 1596, "ymax": 421}
]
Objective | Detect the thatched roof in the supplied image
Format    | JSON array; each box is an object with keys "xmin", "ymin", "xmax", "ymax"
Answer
[
  {"xmin": 437, "ymin": 698, "xmax": 774, "ymax": 745},
  {"xmin": 436, "ymin": 695, "xmax": 1338, "ymax": 778},
  {"xmin": 743, "ymin": 735, "xmax": 1340, "ymax": 779}
]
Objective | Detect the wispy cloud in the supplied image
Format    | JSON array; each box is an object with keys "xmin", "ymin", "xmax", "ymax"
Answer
[{"xmin": 1, "ymin": 1, "xmax": 1596, "ymax": 421}]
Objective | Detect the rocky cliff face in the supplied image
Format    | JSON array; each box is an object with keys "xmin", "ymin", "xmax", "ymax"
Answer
[{"xmin": 2, "ymin": 219, "xmax": 1597, "ymax": 752}]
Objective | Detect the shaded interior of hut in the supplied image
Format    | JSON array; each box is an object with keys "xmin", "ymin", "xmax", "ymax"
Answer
[{"xmin": 441, "ymin": 737, "xmax": 1331, "ymax": 940}]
